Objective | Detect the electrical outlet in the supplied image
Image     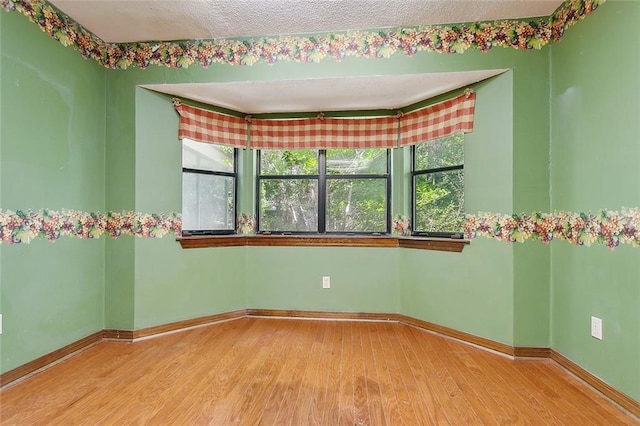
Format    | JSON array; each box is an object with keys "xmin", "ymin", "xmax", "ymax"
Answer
[
  {"xmin": 322, "ymin": 276, "xmax": 331, "ymax": 289},
  {"xmin": 0, "ymin": 314, "xmax": 3, "ymax": 335},
  {"xmin": 591, "ymin": 316, "xmax": 602, "ymax": 340}
]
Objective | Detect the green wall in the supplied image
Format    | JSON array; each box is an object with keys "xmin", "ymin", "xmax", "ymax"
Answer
[
  {"xmin": 0, "ymin": 11, "xmax": 106, "ymax": 372},
  {"xmin": 103, "ymin": 67, "xmax": 137, "ymax": 330},
  {"xmin": 511, "ymin": 40, "xmax": 552, "ymax": 348},
  {"xmin": 1, "ymin": 1, "xmax": 637, "ymax": 405},
  {"xmin": 124, "ymin": 45, "xmax": 549, "ymax": 343},
  {"xmin": 246, "ymin": 247, "xmax": 399, "ymax": 313},
  {"xmin": 132, "ymin": 89, "xmax": 246, "ymax": 329},
  {"xmin": 400, "ymin": 72, "xmax": 516, "ymax": 345},
  {"xmin": 549, "ymin": 0, "xmax": 640, "ymax": 401},
  {"xmin": 0, "ymin": 0, "xmax": 4, "ymax": 368}
]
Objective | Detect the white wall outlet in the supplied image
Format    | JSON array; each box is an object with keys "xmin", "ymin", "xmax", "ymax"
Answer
[
  {"xmin": 591, "ymin": 316, "xmax": 602, "ymax": 340},
  {"xmin": 322, "ymin": 276, "xmax": 331, "ymax": 289},
  {"xmin": 0, "ymin": 314, "xmax": 3, "ymax": 335}
]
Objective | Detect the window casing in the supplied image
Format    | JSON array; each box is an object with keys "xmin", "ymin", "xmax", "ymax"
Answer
[
  {"xmin": 181, "ymin": 139, "xmax": 237, "ymax": 235},
  {"xmin": 411, "ymin": 133, "xmax": 465, "ymax": 237},
  {"xmin": 257, "ymin": 149, "xmax": 390, "ymax": 234}
]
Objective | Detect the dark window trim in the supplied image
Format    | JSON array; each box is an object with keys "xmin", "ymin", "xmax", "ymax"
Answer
[
  {"xmin": 258, "ymin": 175, "xmax": 320, "ymax": 180},
  {"xmin": 182, "ymin": 146, "xmax": 239, "ymax": 235},
  {"xmin": 180, "ymin": 229, "xmax": 237, "ymax": 237},
  {"xmin": 256, "ymin": 149, "xmax": 391, "ymax": 234},
  {"xmin": 182, "ymin": 167, "xmax": 237, "ymax": 178},
  {"xmin": 318, "ymin": 151, "xmax": 327, "ymax": 232},
  {"xmin": 412, "ymin": 164, "xmax": 463, "ymax": 176},
  {"xmin": 410, "ymin": 143, "xmax": 464, "ymax": 237}
]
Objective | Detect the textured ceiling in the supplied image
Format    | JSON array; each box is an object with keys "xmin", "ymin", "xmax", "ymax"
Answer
[
  {"xmin": 50, "ymin": 0, "xmax": 563, "ymax": 43},
  {"xmin": 142, "ymin": 70, "xmax": 507, "ymax": 114},
  {"xmin": 49, "ymin": 0, "xmax": 561, "ymax": 113}
]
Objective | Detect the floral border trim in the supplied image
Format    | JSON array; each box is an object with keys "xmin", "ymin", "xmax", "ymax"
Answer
[
  {"xmin": 464, "ymin": 208, "xmax": 640, "ymax": 249},
  {"xmin": 1, "ymin": 0, "xmax": 605, "ymax": 69},
  {"xmin": 392, "ymin": 215, "xmax": 411, "ymax": 236},
  {"xmin": 3, "ymin": 208, "xmax": 639, "ymax": 249},
  {"xmin": 237, "ymin": 213, "xmax": 255, "ymax": 235},
  {"xmin": 0, "ymin": 209, "xmax": 181, "ymax": 244}
]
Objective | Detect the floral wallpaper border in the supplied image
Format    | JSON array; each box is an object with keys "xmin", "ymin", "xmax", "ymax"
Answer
[
  {"xmin": 464, "ymin": 208, "xmax": 640, "ymax": 250},
  {"xmin": 3, "ymin": 207, "xmax": 638, "ymax": 249},
  {"xmin": 0, "ymin": 209, "xmax": 181, "ymax": 244},
  {"xmin": 1, "ymin": 0, "xmax": 605, "ymax": 69},
  {"xmin": 237, "ymin": 213, "xmax": 255, "ymax": 235}
]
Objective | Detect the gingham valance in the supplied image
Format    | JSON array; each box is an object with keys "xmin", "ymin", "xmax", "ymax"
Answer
[
  {"xmin": 173, "ymin": 89, "xmax": 475, "ymax": 150},
  {"xmin": 173, "ymin": 100, "xmax": 247, "ymax": 148},
  {"xmin": 400, "ymin": 89, "xmax": 476, "ymax": 146},
  {"xmin": 249, "ymin": 115, "xmax": 398, "ymax": 150}
]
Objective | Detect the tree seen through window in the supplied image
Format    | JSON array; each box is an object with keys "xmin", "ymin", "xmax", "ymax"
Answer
[
  {"xmin": 412, "ymin": 133, "xmax": 465, "ymax": 235},
  {"xmin": 258, "ymin": 149, "xmax": 389, "ymax": 233}
]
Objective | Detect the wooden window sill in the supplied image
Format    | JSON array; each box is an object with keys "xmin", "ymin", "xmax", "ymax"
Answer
[{"xmin": 177, "ymin": 235, "xmax": 469, "ymax": 252}]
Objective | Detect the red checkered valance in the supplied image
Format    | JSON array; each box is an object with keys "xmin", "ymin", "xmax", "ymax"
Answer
[
  {"xmin": 249, "ymin": 115, "xmax": 399, "ymax": 150},
  {"xmin": 174, "ymin": 89, "xmax": 474, "ymax": 150},
  {"xmin": 400, "ymin": 89, "xmax": 476, "ymax": 146},
  {"xmin": 174, "ymin": 101, "xmax": 247, "ymax": 148}
]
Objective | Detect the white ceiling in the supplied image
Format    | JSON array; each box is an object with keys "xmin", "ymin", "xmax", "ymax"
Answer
[
  {"xmin": 50, "ymin": 0, "xmax": 563, "ymax": 43},
  {"xmin": 142, "ymin": 70, "xmax": 507, "ymax": 114},
  {"xmin": 49, "ymin": 0, "xmax": 562, "ymax": 113}
]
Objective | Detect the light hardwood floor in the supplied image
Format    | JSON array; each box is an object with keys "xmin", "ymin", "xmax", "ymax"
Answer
[{"xmin": 1, "ymin": 318, "xmax": 637, "ymax": 425}]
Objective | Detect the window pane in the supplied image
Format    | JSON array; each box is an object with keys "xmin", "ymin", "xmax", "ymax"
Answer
[
  {"xmin": 260, "ymin": 179, "xmax": 318, "ymax": 232},
  {"xmin": 326, "ymin": 149, "xmax": 387, "ymax": 175},
  {"xmin": 414, "ymin": 133, "xmax": 464, "ymax": 171},
  {"xmin": 326, "ymin": 178, "xmax": 387, "ymax": 232},
  {"xmin": 260, "ymin": 149, "xmax": 318, "ymax": 175},
  {"xmin": 182, "ymin": 138, "xmax": 234, "ymax": 172},
  {"xmin": 182, "ymin": 173, "xmax": 234, "ymax": 231},
  {"xmin": 414, "ymin": 170, "xmax": 464, "ymax": 233}
]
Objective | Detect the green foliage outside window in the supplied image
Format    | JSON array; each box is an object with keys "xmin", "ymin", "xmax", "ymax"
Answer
[
  {"xmin": 259, "ymin": 149, "xmax": 388, "ymax": 233},
  {"xmin": 182, "ymin": 136, "xmax": 464, "ymax": 235},
  {"xmin": 260, "ymin": 149, "xmax": 318, "ymax": 175},
  {"xmin": 413, "ymin": 133, "xmax": 465, "ymax": 234}
]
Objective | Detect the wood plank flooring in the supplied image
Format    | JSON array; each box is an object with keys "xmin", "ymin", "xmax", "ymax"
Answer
[{"xmin": 1, "ymin": 318, "xmax": 637, "ymax": 425}]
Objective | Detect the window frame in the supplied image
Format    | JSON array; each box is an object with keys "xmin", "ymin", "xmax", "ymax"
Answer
[
  {"xmin": 181, "ymin": 143, "xmax": 239, "ymax": 236},
  {"xmin": 410, "ymin": 138, "xmax": 465, "ymax": 238},
  {"xmin": 256, "ymin": 149, "xmax": 391, "ymax": 235}
]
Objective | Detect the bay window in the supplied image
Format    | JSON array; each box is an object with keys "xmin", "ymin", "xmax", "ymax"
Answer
[
  {"xmin": 257, "ymin": 149, "xmax": 390, "ymax": 234},
  {"xmin": 181, "ymin": 138, "xmax": 237, "ymax": 234},
  {"xmin": 411, "ymin": 133, "xmax": 465, "ymax": 236}
]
